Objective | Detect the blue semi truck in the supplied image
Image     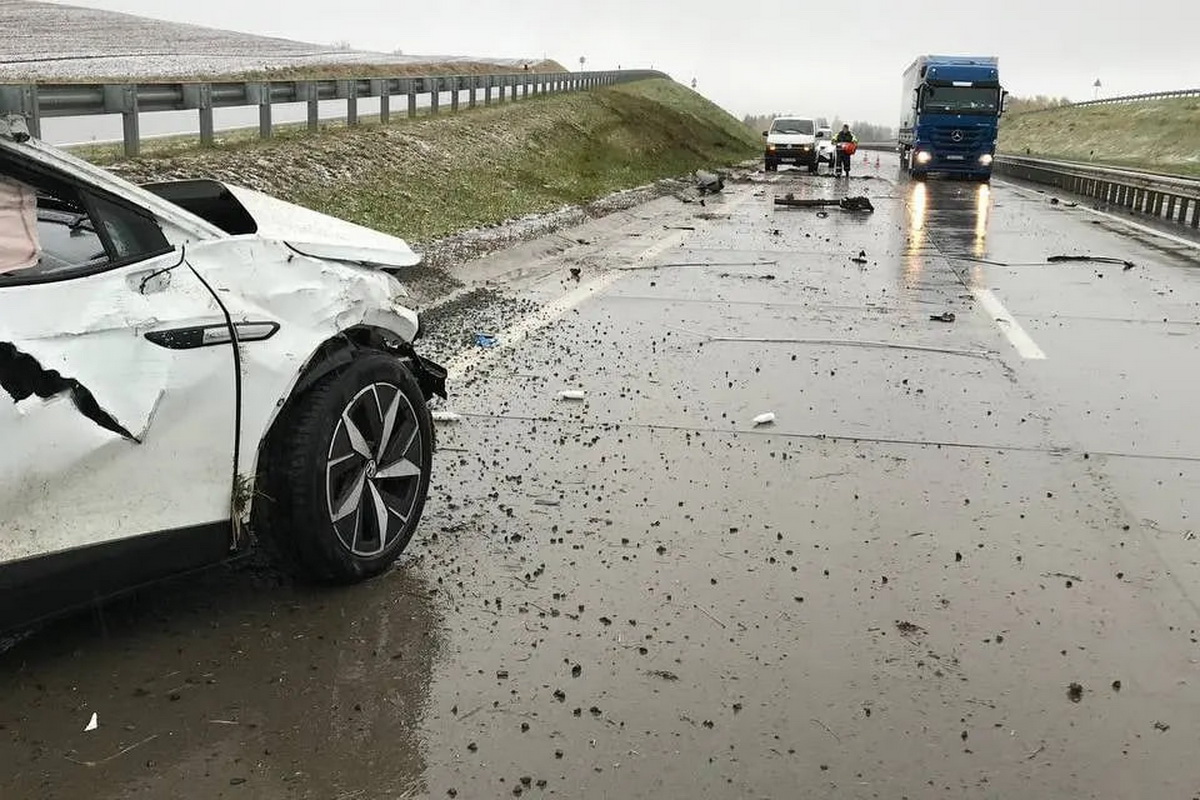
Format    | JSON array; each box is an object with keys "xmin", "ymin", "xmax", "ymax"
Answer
[{"xmin": 899, "ymin": 55, "xmax": 1008, "ymax": 181}]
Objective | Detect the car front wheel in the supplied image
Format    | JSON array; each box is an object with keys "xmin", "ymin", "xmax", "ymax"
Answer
[{"xmin": 262, "ymin": 353, "xmax": 433, "ymax": 584}]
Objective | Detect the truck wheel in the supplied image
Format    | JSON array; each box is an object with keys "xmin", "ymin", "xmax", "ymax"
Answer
[
  {"xmin": 764, "ymin": 159, "xmax": 777, "ymax": 172},
  {"xmin": 807, "ymin": 160, "xmax": 818, "ymax": 175},
  {"xmin": 261, "ymin": 353, "xmax": 433, "ymax": 584}
]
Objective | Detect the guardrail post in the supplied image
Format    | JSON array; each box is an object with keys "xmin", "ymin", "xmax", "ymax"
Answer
[
  {"xmin": 523, "ymin": 76, "xmax": 530, "ymax": 99},
  {"xmin": 196, "ymin": 83, "xmax": 213, "ymax": 145},
  {"xmin": 499, "ymin": 78, "xmax": 507, "ymax": 103},
  {"xmin": 1, "ymin": 85, "xmax": 42, "ymax": 139},
  {"xmin": 1192, "ymin": 200, "xmax": 1200, "ymax": 229},
  {"xmin": 345, "ymin": 80, "xmax": 358, "ymax": 126},
  {"xmin": 451, "ymin": 77, "xmax": 460, "ymax": 112},
  {"xmin": 429, "ymin": 77, "xmax": 439, "ymax": 114},
  {"xmin": 1166, "ymin": 196, "xmax": 1177, "ymax": 221},
  {"xmin": 300, "ymin": 82, "xmax": 318, "ymax": 132},
  {"xmin": 375, "ymin": 79, "xmax": 390, "ymax": 124},
  {"xmin": 254, "ymin": 82, "xmax": 272, "ymax": 140},
  {"xmin": 483, "ymin": 75, "xmax": 492, "ymax": 105},
  {"xmin": 405, "ymin": 79, "xmax": 417, "ymax": 118},
  {"xmin": 103, "ymin": 84, "xmax": 141, "ymax": 157},
  {"xmin": 469, "ymin": 77, "xmax": 477, "ymax": 108}
]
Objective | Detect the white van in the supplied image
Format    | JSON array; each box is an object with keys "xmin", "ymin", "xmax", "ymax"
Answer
[{"xmin": 762, "ymin": 116, "xmax": 818, "ymax": 173}]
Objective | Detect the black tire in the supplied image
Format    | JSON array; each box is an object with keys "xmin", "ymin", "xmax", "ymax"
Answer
[
  {"xmin": 807, "ymin": 160, "xmax": 818, "ymax": 175},
  {"xmin": 262, "ymin": 353, "xmax": 433, "ymax": 584},
  {"xmin": 764, "ymin": 159, "xmax": 778, "ymax": 172}
]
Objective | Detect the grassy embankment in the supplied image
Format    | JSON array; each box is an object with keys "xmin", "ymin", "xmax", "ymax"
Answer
[
  {"xmin": 1000, "ymin": 97, "xmax": 1200, "ymax": 177},
  {"xmin": 89, "ymin": 79, "xmax": 760, "ymax": 243}
]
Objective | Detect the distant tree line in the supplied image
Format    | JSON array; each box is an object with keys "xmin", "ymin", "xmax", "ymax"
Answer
[{"xmin": 743, "ymin": 114, "xmax": 894, "ymax": 142}]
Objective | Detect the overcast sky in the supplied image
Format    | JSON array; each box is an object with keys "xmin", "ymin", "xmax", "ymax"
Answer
[{"xmin": 46, "ymin": 0, "xmax": 1200, "ymax": 124}]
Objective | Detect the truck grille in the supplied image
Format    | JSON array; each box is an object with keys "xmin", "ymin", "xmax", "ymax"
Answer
[{"xmin": 931, "ymin": 127, "xmax": 984, "ymax": 152}]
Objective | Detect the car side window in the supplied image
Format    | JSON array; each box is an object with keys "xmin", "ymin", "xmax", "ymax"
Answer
[{"xmin": 0, "ymin": 160, "xmax": 172, "ymax": 286}]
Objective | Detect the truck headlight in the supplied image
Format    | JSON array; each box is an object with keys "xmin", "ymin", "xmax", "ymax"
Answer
[
  {"xmin": 915, "ymin": 151, "xmax": 933, "ymax": 165},
  {"xmin": 767, "ymin": 145, "xmax": 777, "ymax": 152},
  {"xmin": 979, "ymin": 154, "xmax": 994, "ymax": 166}
]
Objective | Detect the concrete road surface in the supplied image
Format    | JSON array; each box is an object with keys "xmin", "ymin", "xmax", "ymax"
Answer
[{"xmin": 4, "ymin": 155, "xmax": 1200, "ymax": 800}]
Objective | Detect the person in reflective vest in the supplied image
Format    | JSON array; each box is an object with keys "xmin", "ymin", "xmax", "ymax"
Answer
[{"xmin": 834, "ymin": 125, "xmax": 858, "ymax": 177}]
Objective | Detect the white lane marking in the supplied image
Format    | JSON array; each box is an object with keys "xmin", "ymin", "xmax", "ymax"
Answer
[
  {"xmin": 972, "ymin": 288, "xmax": 1047, "ymax": 360},
  {"xmin": 993, "ymin": 178, "xmax": 1200, "ymax": 251},
  {"xmin": 442, "ymin": 187, "xmax": 759, "ymax": 382}
]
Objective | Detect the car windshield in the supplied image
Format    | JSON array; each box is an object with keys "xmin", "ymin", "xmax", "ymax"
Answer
[
  {"xmin": 921, "ymin": 85, "xmax": 1000, "ymax": 115},
  {"xmin": 771, "ymin": 119, "xmax": 814, "ymax": 135}
]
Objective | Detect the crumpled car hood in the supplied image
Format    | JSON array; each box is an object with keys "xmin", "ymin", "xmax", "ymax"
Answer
[{"xmin": 145, "ymin": 179, "xmax": 423, "ymax": 269}]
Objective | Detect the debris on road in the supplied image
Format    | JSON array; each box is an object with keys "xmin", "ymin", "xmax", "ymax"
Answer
[
  {"xmin": 774, "ymin": 194, "xmax": 874, "ymax": 213},
  {"xmin": 569, "ymin": 267, "xmax": 582, "ymax": 281},
  {"xmin": 432, "ymin": 410, "xmax": 464, "ymax": 424},
  {"xmin": 646, "ymin": 670, "xmax": 680, "ymax": 681},
  {"xmin": 83, "ymin": 713, "xmax": 98, "ymax": 733},
  {"xmin": 558, "ymin": 390, "xmax": 586, "ymax": 401},
  {"xmin": 753, "ymin": 412, "xmax": 777, "ymax": 427},
  {"xmin": 896, "ymin": 621, "xmax": 926, "ymax": 636},
  {"xmin": 839, "ymin": 196, "xmax": 875, "ymax": 212},
  {"xmin": 1154, "ymin": 721, "xmax": 1171, "ymax": 732},
  {"xmin": 1047, "ymin": 255, "xmax": 1136, "ymax": 271},
  {"xmin": 1067, "ymin": 682, "xmax": 1084, "ymax": 703},
  {"xmin": 930, "ymin": 311, "xmax": 957, "ymax": 323},
  {"xmin": 694, "ymin": 170, "xmax": 726, "ymax": 195},
  {"xmin": 851, "ymin": 251, "xmax": 869, "ymax": 265},
  {"xmin": 474, "ymin": 333, "xmax": 498, "ymax": 348}
]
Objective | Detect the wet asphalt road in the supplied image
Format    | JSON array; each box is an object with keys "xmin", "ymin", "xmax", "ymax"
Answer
[{"xmin": 5, "ymin": 155, "xmax": 1200, "ymax": 799}]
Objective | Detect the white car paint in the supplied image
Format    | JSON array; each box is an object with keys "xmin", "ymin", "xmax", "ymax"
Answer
[
  {"xmin": 221, "ymin": 184, "xmax": 422, "ymax": 269},
  {"xmin": 0, "ymin": 117, "xmax": 426, "ymax": 569},
  {"xmin": 1, "ymin": 248, "xmax": 238, "ymax": 562}
]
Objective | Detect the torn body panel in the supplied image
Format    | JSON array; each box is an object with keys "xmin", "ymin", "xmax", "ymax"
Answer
[{"xmin": 0, "ymin": 250, "xmax": 237, "ymax": 565}]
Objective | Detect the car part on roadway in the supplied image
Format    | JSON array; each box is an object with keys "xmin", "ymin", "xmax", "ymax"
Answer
[{"xmin": 259, "ymin": 353, "xmax": 433, "ymax": 584}]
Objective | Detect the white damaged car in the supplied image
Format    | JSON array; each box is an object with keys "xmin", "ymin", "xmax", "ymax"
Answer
[{"xmin": 0, "ymin": 116, "xmax": 446, "ymax": 632}]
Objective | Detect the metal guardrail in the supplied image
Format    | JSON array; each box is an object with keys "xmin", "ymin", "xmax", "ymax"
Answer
[
  {"xmin": 994, "ymin": 155, "xmax": 1200, "ymax": 229},
  {"xmin": 0, "ymin": 69, "xmax": 668, "ymax": 157},
  {"xmin": 1013, "ymin": 88, "xmax": 1200, "ymax": 115}
]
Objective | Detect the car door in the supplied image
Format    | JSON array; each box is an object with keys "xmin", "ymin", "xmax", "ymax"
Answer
[{"xmin": 0, "ymin": 154, "xmax": 238, "ymax": 625}]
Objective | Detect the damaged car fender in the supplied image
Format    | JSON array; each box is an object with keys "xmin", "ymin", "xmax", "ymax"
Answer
[{"xmin": 179, "ymin": 236, "xmax": 427, "ymax": 520}]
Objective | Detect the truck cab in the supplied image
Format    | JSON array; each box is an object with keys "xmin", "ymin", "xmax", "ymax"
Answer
[
  {"xmin": 899, "ymin": 56, "xmax": 1007, "ymax": 181},
  {"xmin": 763, "ymin": 116, "xmax": 819, "ymax": 173}
]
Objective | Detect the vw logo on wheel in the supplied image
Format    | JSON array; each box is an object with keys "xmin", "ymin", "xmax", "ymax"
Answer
[{"xmin": 951, "ymin": 130, "xmax": 964, "ymax": 142}]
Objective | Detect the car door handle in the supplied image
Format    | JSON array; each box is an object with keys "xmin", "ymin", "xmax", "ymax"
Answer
[{"xmin": 144, "ymin": 322, "xmax": 280, "ymax": 349}]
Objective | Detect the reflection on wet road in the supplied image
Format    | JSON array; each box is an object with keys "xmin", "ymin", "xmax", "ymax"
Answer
[{"xmin": 6, "ymin": 155, "xmax": 1200, "ymax": 798}]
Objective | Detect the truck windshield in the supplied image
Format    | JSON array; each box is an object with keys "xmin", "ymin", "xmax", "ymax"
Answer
[
  {"xmin": 771, "ymin": 119, "xmax": 814, "ymax": 135},
  {"xmin": 921, "ymin": 86, "xmax": 999, "ymax": 115}
]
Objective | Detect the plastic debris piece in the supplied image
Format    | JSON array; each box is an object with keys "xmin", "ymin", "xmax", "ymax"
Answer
[
  {"xmin": 559, "ymin": 390, "xmax": 586, "ymax": 401},
  {"xmin": 84, "ymin": 712, "xmax": 98, "ymax": 732},
  {"xmin": 930, "ymin": 311, "xmax": 957, "ymax": 323},
  {"xmin": 431, "ymin": 410, "xmax": 463, "ymax": 423},
  {"xmin": 474, "ymin": 333, "xmax": 497, "ymax": 348},
  {"xmin": 753, "ymin": 413, "xmax": 776, "ymax": 427}
]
